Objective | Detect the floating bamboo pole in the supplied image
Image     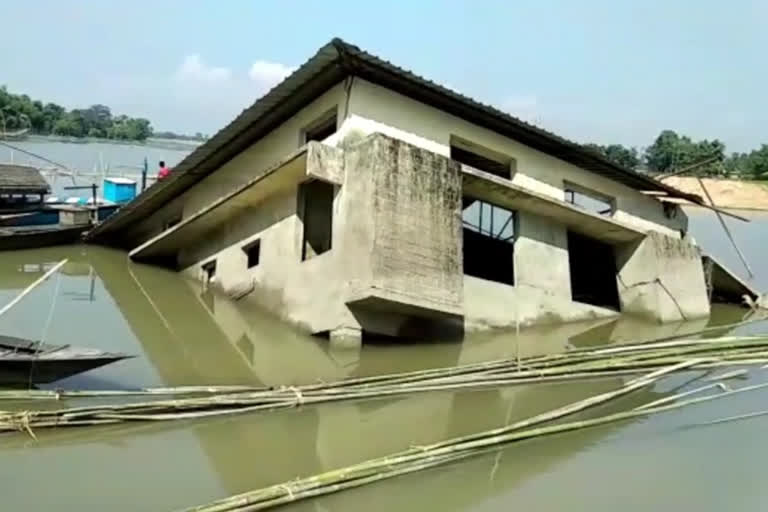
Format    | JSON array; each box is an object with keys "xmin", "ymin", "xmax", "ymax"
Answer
[
  {"xmin": 179, "ymin": 370, "xmax": 768, "ymax": 512},
  {"xmin": 2, "ymin": 336, "xmax": 768, "ymax": 435}
]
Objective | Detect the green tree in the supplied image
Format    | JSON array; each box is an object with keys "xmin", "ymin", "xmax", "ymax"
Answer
[
  {"xmin": 0, "ymin": 85, "xmax": 154, "ymax": 140},
  {"xmin": 585, "ymin": 143, "xmax": 640, "ymax": 169},
  {"xmin": 645, "ymin": 130, "xmax": 725, "ymax": 176}
]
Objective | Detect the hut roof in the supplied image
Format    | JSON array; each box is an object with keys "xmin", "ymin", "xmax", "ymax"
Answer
[{"xmin": 0, "ymin": 165, "xmax": 50, "ymax": 195}]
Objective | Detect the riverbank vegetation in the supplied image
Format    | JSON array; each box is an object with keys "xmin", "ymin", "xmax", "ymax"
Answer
[
  {"xmin": 0, "ymin": 86, "xmax": 152, "ymax": 141},
  {"xmin": 0, "ymin": 85, "xmax": 208, "ymax": 144},
  {"xmin": 586, "ymin": 130, "xmax": 768, "ymax": 180}
]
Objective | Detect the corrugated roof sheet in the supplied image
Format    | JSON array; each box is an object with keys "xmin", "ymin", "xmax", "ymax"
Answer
[
  {"xmin": 0, "ymin": 164, "xmax": 50, "ymax": 194},
  {"xmin": 87, "ymin": 38, "xmax": 702, "ymax": 243}
]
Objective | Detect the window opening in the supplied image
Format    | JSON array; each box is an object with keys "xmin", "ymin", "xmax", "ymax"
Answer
[
  {"xmin": 567, "ymin": 231, "xmax": 620, "ymax": 310},
  {"xmin": 299, "ymin": 180, "xmax": 334, "ymax": 260},
  {"xmin": 461, "ymin": 197, "xmax": 515, "ymax": 285},
  {"xmin": 202, "ymin": 259, "xmax": 216, "ymax": 283},
  {"xmin": 303, "ymin": 111, "xmax": 338, "ymax": 143},
  {"xmin": 564, "ymin": 183, "xmax": 614, "ymax": 216},
  {"xmin": 450, "ymin": 136, "xmax": 515, "ymax": 179},
  {"xmin": 242, "ymin": 239, "xmax": 261, "ymax": 269}
]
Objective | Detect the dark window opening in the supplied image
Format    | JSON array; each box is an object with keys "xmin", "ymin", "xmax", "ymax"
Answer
[
  {"xmin": 567, "ymin": 231, "xmax": 620, "ymax": 310},
  {"xmin": 450, "ymin": 137, "xmax": 514, "ymax": 179},
  {"xmin": 242, "ymin": 239, "xmax": 261, "ymax": 268},
  {"xmin": 564, "ymin": 183, "xmax": 614, "ymax": 216},
  {"xmin": 462, "ymin": 198, "xmax": 515, "ymax": 285},
  {"xmin": 299, "ymin": 180, "xmax": 334, "ymax": 261},
  {"xmin": 202, "ymin": 259, "xmax": 216, "ymax": 282},
  {"xmin": 304, "ymin": 112, "xmax": 337, "ymax": 143}
]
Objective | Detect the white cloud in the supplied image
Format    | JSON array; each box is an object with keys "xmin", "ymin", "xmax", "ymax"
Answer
[
  {"xmin": 176, "ymin": 54, "xmax": 232, "ymax": 83},
  {"xmin": 248, "ymin": 60, "xmax": 295, "ymax": 91},
  {"xmin": 101, "ymin": 55, "xmax": 296, "ymax": 133}
]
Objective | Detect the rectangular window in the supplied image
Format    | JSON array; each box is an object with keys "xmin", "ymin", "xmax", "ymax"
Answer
[
  {"xmin": 242, "ymin": 239, "xmax": 261, "ymax": 269},
  {"xmin": 201, "ymin": 259, "xmax": 216, "ymax": 283},
  {"xmin": 461, "ymin": 197, "xmax": 516, "ymax": 285},
  {"xmin": 299, "ymin": 180, "xmax": 334, "ymax": 261},
  {"xmin": 303, "ymin": 110, "xmax": 338, "ymax": 144},
  {"xmin": 564, "ymin": 183, "xmax": 615, "ymax": 216},
  {"xmin": 450, "ymin": 136, "xmax": 515, "ymax": 179}
]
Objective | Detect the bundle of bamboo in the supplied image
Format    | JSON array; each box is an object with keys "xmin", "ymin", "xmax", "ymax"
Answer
[
  {"xmin": 1, "ymin": 335, "xmax": 767, "ymax": 436},
  {"xmin": 179, "ymin": 360, "xmax": 768, "ymax": 511}
]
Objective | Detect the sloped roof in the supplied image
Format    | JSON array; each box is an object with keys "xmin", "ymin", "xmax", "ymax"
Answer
[
  {"xmin": 0, "ymin": 164, "xmax": 50, "ymax": 194},
  {"xmin": 87, "ymin": 38, "xmax": 702, "ymax": 242}
]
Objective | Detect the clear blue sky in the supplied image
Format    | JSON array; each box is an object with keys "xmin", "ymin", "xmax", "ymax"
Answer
[{"xmin": 3, "ymin": 0, "xmax": 765, "ymax": 152}]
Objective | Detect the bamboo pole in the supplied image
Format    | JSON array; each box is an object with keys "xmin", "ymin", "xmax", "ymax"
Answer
[
  {"xmin": 0, "ymin": 259, "xmax": 68, "ymax": 318},
  {"xmin": 179, "ymin": 376, "xmax": 768, "ymax": 512},
  {"xmin": 696, "ymin": 169, "xmax": 753, "ymax": 277},
  {"xmin": 3, "ymin": 336, "xmax": 768, "ymax": 434}
]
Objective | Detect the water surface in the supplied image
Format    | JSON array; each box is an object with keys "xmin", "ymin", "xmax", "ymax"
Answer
[{"xmin": 0, "ymin": 205, "xmax": 766, "ymax": 510}]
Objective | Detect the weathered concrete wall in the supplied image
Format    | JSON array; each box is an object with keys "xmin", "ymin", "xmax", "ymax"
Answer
[
  {"xmin": 616, "ymin": 231, "xmax": 710, "ymax": 322},
  {"xmin": 362, "ymin": 135, "xmax": 463, "ymax": 314},
  {"xmin": 463, "ymin": 276, "xmax": 619, "ymax": 331},
  {"xmin": 514, "ymin": 211, "xmax": 571, "ymax": 299},
  {"xmin": 179, "ymin": 134, "xmax": 463, "ymax": 341},
  {"xmin": 174, "ymin": 131, "xmax": 708, "ymax": 341},
  {"xmin": 340, "ymin": 79, "xmax": 687, "ymax": 238},
  {"xmin": 179, "ymin": 186, "xmax": 359, "ymax": 337},
  {"xmin": 120, "ymin": 84, "xmax": 345, "ymax": 247}
]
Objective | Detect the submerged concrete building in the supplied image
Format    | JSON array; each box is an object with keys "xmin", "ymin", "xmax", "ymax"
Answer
[{"xmin": 87, "ymin": 39, "xmax": 718, "ymax": 346}]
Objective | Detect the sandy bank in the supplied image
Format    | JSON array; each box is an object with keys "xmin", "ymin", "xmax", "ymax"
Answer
[{"xmin": 662, "ymin": 177, "xmax": 768, "ymax": 211}]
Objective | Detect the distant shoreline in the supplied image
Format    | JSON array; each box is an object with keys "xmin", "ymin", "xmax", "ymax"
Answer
[{"xmin": 10, "ymin": 134, "xmax": 200, "ymax": 152}]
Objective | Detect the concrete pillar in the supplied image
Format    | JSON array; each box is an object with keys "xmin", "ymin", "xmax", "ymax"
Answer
[
  {"xmin": 329, "ymin": 326, "xmax": 363, "ymax": 350},
  {"xmin": 615, "ymin": 231, "xmax": 710, "ymax": 323}
]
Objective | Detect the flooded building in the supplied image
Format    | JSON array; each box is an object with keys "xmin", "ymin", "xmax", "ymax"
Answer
[{"xmin": 87, "ymin": 39, "xmax": 716, "ymax": 346}]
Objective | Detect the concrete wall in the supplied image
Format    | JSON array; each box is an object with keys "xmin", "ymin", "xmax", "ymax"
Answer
[
  {"xmin": 514, "ymin": 211, "xmax": 572, "ymax": 298},
  {"xmin": 463, "ymin": 275, "xmax": 619, "ymax": 330},
  {"xmin": 462, "ymin": 209, "xmax": 621, "ymax": 330},
  {"xmin": 179, "ymin": 134, "xmax": 463, "ymax": 341},
  {"xmin": 615, "ymin": 231, "xmax": 710, "ymax": 322},
  {"xmin": 339, "ymin": 78, "xmax": 687, "ymax": 238},
  {"xmin": 179, "ymin": 184, "xmax": 360, "ymax": 336},
  {"xmin": 357, "ymin": 135, "xmax": 463, "ymax": 314}
]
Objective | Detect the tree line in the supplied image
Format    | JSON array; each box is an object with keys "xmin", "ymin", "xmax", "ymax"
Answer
[
  {"xmin": 585, "ymin": 130, "xmax": 768, "ymax": 180},
  {"xmin": 0, "ymin": 86, "xmax": 153, "ymax": 141}
]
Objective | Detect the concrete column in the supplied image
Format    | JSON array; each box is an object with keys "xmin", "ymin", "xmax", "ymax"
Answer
[{"xmin": 615, "ymin": 231, "xmax": 710, "ymax": 323}]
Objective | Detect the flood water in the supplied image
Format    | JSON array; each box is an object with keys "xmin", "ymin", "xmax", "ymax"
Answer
[{"xmin": 0, "ymin": 205, "xmax": 767, "ymax": 510}]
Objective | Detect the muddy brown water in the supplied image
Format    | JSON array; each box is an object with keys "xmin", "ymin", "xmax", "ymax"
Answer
[{"xmin": 0, "ymin": 208, "xmax": 766, "ymax": 511}]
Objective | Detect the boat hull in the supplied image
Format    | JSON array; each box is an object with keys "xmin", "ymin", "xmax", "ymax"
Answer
[
  {"xmin": 0, "ymin": 225, "xmax": 89, "ymax": 251},
  {"xmin": 0, "ymin": 335, "xmax": 131, "ymax": 386},
  {"xmin": 0, "ymin": 205, "xmax": 120, "ymax": 227},
  {"xmin": 0, "ymin": 357, "xmax": 127, "ymax": 385}
]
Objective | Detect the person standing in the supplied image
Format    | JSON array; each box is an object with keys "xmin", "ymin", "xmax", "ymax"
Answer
[{"xmin": 157, "ymin": 160, "xmax": 171, "ymax": 180}]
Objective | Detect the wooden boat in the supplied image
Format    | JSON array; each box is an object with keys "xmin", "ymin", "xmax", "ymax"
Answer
[
  {"xmin": 0, "ymin": 225, "xmax": 89, "ymax": 251},
  {"xmin": 0, "ymin": 334, "xmax": 132, "ymax": 385}
]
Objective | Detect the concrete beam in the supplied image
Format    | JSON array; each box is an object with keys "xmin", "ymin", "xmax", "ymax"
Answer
[{"xmin": 461, "ymin": 166, "xmax": 646, "ymax": 244}]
